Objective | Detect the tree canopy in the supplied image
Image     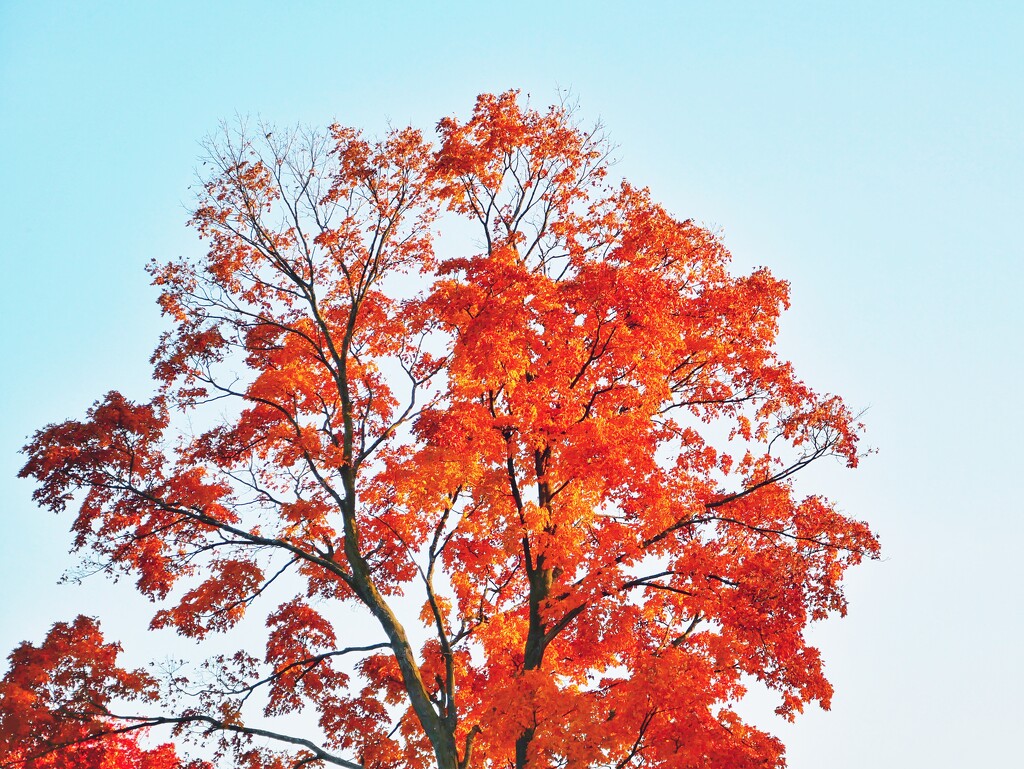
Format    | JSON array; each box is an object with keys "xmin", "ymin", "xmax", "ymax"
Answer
[{"xmin": 5, "ymin": 91, "xmax": 879, "ymax": 769}]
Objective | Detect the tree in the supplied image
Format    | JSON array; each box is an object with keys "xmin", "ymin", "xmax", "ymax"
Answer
[
  {"xmin": 6, "ymin": 733, "xmax": 185, "ymax": 769},
  {"xmin": 6, "ymin": 91, "xmax": 879, "ymax": 769},
  {"xmin": 0, "ymin": 619, "xmax": 190, "ymax": 768},
  {"xmin": 5, "ymin": 729, "xmax": 187, "ymax": 769}
]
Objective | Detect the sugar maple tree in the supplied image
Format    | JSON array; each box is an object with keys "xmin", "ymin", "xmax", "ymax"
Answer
[
  {"xmin": 0, "ymin": 620, "xmax": 190, "ymax": 767},
  {"xmin": 6, "ymin": 729, "xmax": 185, "ymax": 769},
  {"xmin": 6, "ymin": 92, "xmax": 878, "ymax": 769}
]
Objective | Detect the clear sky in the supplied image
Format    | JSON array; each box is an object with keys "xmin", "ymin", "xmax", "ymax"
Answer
[{"xmin": 1, "ymin": 1, "xmax": 1021, "ymax": 765}]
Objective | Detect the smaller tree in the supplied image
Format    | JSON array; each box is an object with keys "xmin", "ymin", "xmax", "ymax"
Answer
[
  {"xmin": 6, "ymin": 734, "xmax": 185, "ymax": 769},
  {"xmin": 6, "ymin": 91, "xmax": 878, "ymax": 769},
  {"xmin": 0, "ymin": 616, "xmax": 197, "ymax": 769}
]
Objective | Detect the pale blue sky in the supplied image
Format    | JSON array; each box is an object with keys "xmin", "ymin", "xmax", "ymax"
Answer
[{"xmin": 1, "ymin": 1, "xmax": 1021, "ymax": 766}]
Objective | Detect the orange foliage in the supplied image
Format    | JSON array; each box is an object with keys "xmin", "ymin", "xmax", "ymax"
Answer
[
  {"xmin": 8, "ymin": 92, "xmax": 878, "ymax": 769},
  {"xmin": 6, "ymin": 732, "xmax": 185, "ymax": 769}
]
